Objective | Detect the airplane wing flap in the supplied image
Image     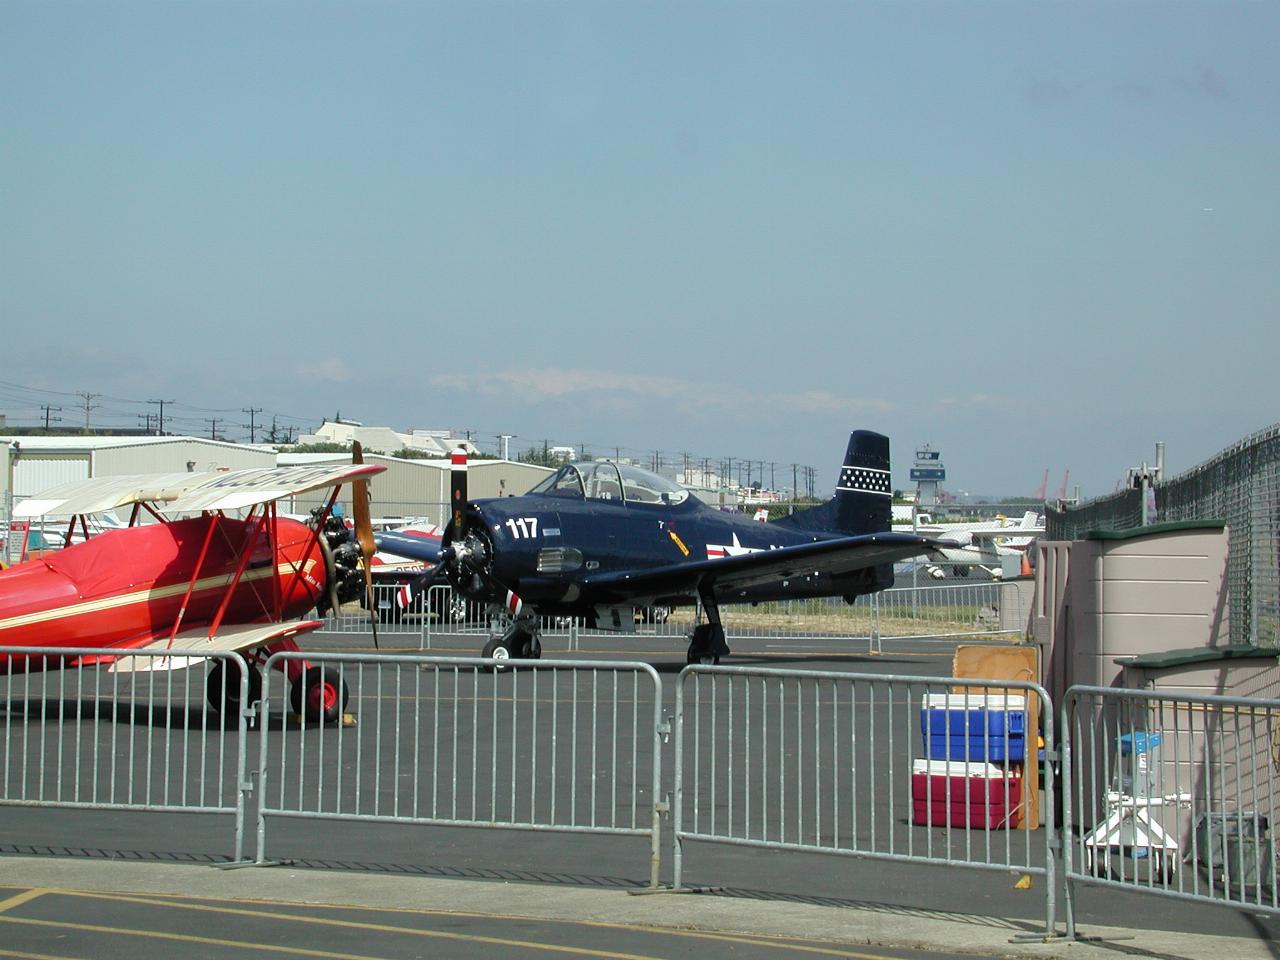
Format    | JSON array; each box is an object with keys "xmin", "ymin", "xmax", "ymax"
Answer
[{"xmin": 107, "ymin": 620, "xmax": 325, "ymax": 673}]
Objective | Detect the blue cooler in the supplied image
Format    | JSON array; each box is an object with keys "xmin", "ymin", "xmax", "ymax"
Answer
[{"xmin": 921, "ymin": 693, "xmax": 1027, "ymax": 763}]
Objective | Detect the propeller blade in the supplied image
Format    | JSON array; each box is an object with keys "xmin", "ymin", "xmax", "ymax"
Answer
[
  {"xmin": 450, "ymin": 447, "xmax": 468, "ymax": 536},
  {"xmin": 397, "ymin": 560, "xmax": 452, "ymax": 611},
  {"xmin": 351, "ymin": 441, "xmax": 379, "ymax": 649}
]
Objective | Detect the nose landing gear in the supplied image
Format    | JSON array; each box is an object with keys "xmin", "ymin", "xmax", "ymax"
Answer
[{"xmin": 481, "ymin": 613, "xmax": 543, "ymax": 668}]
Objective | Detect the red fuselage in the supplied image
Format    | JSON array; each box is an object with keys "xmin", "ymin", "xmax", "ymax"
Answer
[{"xmin": 0, "ymin": 515, "xmax": 327, "ymax": 672}]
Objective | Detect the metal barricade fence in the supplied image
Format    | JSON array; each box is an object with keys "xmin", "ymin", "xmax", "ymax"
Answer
[
  {"xmin": 671, "ymin": 666, "xmax": 1057, "ymax": 935},
  {"xmin": 327, "ymin": 580, "xmax": 1030, "ymax": 651},
  {"xmin": 0, "ymin": 648, "xmax": 252, "ymax": 861},
  {"xmin": 254, "ymin": 652, "xmax": 666, "ymax": 888},
  {"xmin": 1062, "ymin": 685, "xmax": 1280, "ymax": 937}
]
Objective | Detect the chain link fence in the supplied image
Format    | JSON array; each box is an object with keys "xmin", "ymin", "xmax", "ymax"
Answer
[{"xmin": 1047, "ymin": 423, "xmax": 1280, "ymax": 648}]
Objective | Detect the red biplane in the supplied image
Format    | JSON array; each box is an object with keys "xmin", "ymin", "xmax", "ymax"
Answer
[{"xmin": 0, "ymin": 452, "xmax": 385, "ymax": 723}]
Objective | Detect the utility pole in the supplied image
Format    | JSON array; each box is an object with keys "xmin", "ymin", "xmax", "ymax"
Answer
[
  {"xmin": 205, "ymin": 418, "xmax": 222, "ymax": 441},
  {"xmin": 242, "ymin": 407, "xmax": 262, "ymax": 443},
  {"xmin": 39, "ymin": 405, "xmax": 62, "ymax": 430},
  {"xmin": 138, "ymin": 413, "xmax": 155, "ymax": 433},
  {"xmin": 78, "ymin": 392, "xmax": 101, "ymax": 430},
  {"xmin": 147, "ymin": 399, "xmax": 174, "ymax": 435},
  {"xmin": 499, "ymin": 434, "xmax": 512, "ymax": 460}
]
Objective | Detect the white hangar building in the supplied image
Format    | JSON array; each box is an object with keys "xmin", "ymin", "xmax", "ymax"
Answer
[
  {"xmin": 280, "ymin": 453, "xmax": 554, "ymax": 526},
  {"xmin": 1, "ymin": 435, "xmax": 277, "ymax": 507}
]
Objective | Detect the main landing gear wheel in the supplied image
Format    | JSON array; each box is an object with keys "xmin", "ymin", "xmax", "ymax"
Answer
[
  {"xmin": 482, "ymin": 622, "xmax": 542, "ymax": 670},
  {"xmin": 206, "ymin": 660, "xmax": 262, "ymax": 715},
  {"xmin": 481, "ymin": 636, "xmax": 514, "ymax": 666},
  {"xmin": 290, "ymin": 666, "xmax": 349, "ymax": 725},
  {"xmin": 686, "ymin": 623, "xmax": 728, "ymax": 665}
]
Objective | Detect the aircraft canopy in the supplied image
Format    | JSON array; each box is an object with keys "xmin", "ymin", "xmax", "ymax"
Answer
[{"xmin": 528, "ymin": 462, "xmax": 689, "ymax": 506}]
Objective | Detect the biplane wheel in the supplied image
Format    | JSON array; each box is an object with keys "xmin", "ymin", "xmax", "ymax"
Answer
[
  {"xmin": 206, "ymin": 660, "xmax": 262, "ymax": 715},
  {"xmin": 290, "ymin": 667, "xmax": 348, "ymax": 725}
]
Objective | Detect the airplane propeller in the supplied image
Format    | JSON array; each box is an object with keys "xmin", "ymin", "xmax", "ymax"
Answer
[
  {"xmin": 351, "ymin": 441, "xmax": 379, "ymax": 650},
  {"xmin": 392, "ymin": 448, "xmax": 524, "ymax": 623}
]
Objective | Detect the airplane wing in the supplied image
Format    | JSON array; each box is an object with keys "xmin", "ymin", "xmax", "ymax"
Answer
[
  {"xmin": 374, "ymin": 528, "xmax": 446, "ymax": 564},
  {"xmin": 14, "ymin": 464, "xmax": 386, "ymax": 519},
  {"xmin": 150, "ymin": 463, "xmax": 387, "ymax": 513},
  {"xmin": 578, "ymin": 533, "xmax": 941, "ymax": 605},
  {"xmin": 103, "ymin": 620, "xmax": 326, "ymax": 673},
  {"xmin": 968, "ymin": 527, "xmax": 1043, "ymax": 541},
  {"xmin": 13, "ymin": 472, "xmax": 220, "ymax": 519}
]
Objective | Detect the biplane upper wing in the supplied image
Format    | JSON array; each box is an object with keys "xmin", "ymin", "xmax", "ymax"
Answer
[
  {"xmin": 578, "ymin": 532, "xmax": 941, "ymax": 605},
  {"xmin": 104, "ymin": 620, "xmax": 326, "ymax": 673},
  {"xmin": 158, "ymin": 463, "xmax": 385, "ymax": 513},
  {"xmin": 13, "ymin": 464, "xmax": 386, "ymax": 519},
  {"xmin": 13, "ymin": 472, "xmax": 220, "ymax": 519}
]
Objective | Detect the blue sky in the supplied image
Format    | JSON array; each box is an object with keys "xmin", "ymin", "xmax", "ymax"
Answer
[{"xmin": 3, "ymin": 1, "xmax": 1276, "ymax": 496}]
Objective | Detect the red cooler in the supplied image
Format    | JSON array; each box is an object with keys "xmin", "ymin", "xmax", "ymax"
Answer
[{"xmin": 911, "ymin": 759, "xmax": 1022, "ymax": 829}]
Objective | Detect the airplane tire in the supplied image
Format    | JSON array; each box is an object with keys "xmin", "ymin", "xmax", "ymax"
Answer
[
  {"xmin": 206, "ymin": 660, "xmax": 262, "ymax": 715},
  {"xmin": 481, "ymin": 636, "xmax": 513, "ymax": 670},
  {"xmin": 686, "ymin": 624, "xmax": 723, "ymax": 665},
  {"xmin": 290, "ymin": 667, "xmax": 348, "ymax": 725}
]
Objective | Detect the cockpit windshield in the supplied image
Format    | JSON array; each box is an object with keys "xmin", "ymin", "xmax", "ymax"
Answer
[
  {"xmin": 527, "ymin": 464, "xmax": 586, "ymax": 498},
  {"xmin": 527, "ymin": 462, "xmax": 689, "ymax": 505}
]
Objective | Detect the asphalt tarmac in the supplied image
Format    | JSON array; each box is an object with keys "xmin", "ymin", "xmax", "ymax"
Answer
[{"xmin": 2, "ymin": 628, "xmax": 1277, "ymax": 959}]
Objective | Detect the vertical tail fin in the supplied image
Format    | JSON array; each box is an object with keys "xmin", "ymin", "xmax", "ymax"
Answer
[{"xmin": 833, "ymin": 430, "xmax": 892, "ymax": 536}]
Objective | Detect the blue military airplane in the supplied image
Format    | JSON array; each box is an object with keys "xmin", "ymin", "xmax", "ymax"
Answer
[{"xmin": 376, "ymin": 430, "xmax": 941, "ymax": 664}]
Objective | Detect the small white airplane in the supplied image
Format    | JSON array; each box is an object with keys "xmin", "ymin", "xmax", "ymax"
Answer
[{"xmin": 893, "ymin": 511, "xmax": 1043, "ymax": 579}]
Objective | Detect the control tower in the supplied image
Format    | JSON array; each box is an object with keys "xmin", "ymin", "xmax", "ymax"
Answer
[{"xmin": 909, "ymin": 445, "xmax": 946, "ymax": 508}]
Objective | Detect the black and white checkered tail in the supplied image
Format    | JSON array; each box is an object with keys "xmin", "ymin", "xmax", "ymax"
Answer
[{"xmin": 833, "ymin": 430, "xmax": 892, "ymax": 537}]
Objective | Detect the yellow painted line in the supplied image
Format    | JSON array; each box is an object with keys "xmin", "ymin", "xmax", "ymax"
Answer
[
  {"xmin": 0, "ymin": 889, "xmax": 49, "ymax": 914},
  {"xmin": 0, "ymin": 947, "xmax": 87, "ymax": 960},
  {"xmin": 48, "ymin": 889, "xmax": 914, "ymax": 960},
  {"xmin": 0, "ymin": 561, "xmax": 306, "ymax": 633},
  {"xmin": 8, "ymin": 894, "xmax": 670, "ymax": 960},
  {"xmin": 0, "ymin": 916, "xmax": 396, "ymax": 960}
]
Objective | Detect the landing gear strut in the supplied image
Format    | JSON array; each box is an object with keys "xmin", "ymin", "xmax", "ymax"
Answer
[
  {"xmin": 482, "ymin": 614, "xmax": 543, "ymax": 668},
  {"xmin": 686, "ymin": 585, "xmax": 730, "ymax": 665}
]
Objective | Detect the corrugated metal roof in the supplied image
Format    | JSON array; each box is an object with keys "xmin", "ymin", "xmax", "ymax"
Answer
[{"xmin": 0, "ymin": 435, "xmax": 273, "ymax": 454}]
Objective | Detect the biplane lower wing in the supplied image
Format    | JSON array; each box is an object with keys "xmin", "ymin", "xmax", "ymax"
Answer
[{"xmin": 105, "ymin": 620, "xmax": 325, "ymax": 673}]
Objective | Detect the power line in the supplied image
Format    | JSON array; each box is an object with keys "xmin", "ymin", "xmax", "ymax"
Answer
[
  {"xmin": 78, "ymin": 392, "xmax": 102, "ymax": 429},
  {"xmin": 242, "ymin": 407, "xmax": 263, "ymax": 444},
  {"xmin": 147, "ymin": 399, "xmax": 175, "ymax": 435}
]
